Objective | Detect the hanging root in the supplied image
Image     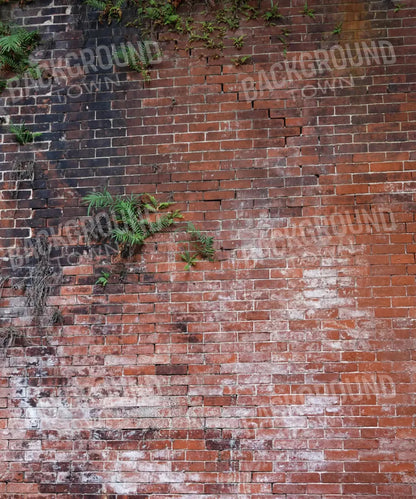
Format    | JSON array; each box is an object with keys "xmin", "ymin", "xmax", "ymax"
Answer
[
  {"xmin": 26, "ymin": 237, "xmax": 60, "ymax": 316},
  {"xmin": 0, "ymin": 326, "xmax": 22, "ymax": 351}
]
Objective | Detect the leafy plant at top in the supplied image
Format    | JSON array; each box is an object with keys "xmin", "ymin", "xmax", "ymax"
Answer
[
  {"xmin": 394, "ymin": 2, "xmax": 403, "ymax": 12},
  {"xmin": 96, "ymin": 270, "xmax": 111, "ymax": 288},
  {"xmin": 9, "ymin": 122, "xmax": 42, "ymax": 145},
  {"xmin": 85, "ymin": 0, "xmax": 125, "ymax": 24},
  {"xmin": 86, "ymin": 0, "xmax": 292, "ymax": 61},
  {"xmin": 302, "ymin": 2, "xmax": 315, "ymax": 19},
  {"xmin": 0, "ymin": 22, "xmax": 40, "ymax": 76},
  {"xmin": 215, "ymin": 10, "xmax": 239, "ymax": 30},
  {"xmin": 136, "ymin": 0, "xmax": 182, "ymax": 33},
  {"xmin": 263, "ymin": 0, "xmax": 283, "ymax": 25},
  {"xmin": 83, "ymin": 189, "xmax": 183, "ymax": 258}
]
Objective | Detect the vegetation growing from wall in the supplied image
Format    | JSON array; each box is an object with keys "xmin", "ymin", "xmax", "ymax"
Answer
[
  {"xmin": 85, "ymin": 0, "xmax": 290, "ymax": 60},
  {"xmin": 83, "ymin": 190, "xmax": 216, "ymax": 267},
  {"xmin": 0, "ymin": 21, "xmax": 41, "ymax": 92}
]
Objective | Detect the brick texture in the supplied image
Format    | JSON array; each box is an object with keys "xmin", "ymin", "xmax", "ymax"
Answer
[{"xmin": 0, "ymin": 0, "xmax": 416, "ymax": 496}]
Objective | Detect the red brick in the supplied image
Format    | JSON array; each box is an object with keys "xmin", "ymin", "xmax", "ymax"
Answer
[{"xmin": 0, "ymin": 1, "xmax": 415, "ymax": 496}]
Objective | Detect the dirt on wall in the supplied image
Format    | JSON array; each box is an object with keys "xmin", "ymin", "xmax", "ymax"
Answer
[{"xmin": 0, "ymin": 0, "xmax": 415, "ymax": 497}]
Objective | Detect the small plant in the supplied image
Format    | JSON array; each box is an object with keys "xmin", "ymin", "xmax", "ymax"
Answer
[
  {"xmin": 181, "ymin": 251, "xmax": 199, "ymax": 270},
  {"xmin": 9, "ymin": 122, "xmax": 42, "ymax": 145},
  {"xmin": 180, "ymin": 223, "xmax": 216, "ymax": 270},
  {"xmin": 394, "ymin": 2, "xmax": 403, "ymax": 11},
  {"xmin": 277, "ymin": 27, "xmax": 289, "ymax": 55},
  {"xmin": 0, "ymin": 22, "xmax": 40, "ymax": 76},
  {"xmin": 96, "ymin": 270, "xmax": 111, "ymax": 288},
  {"xmin": 231, "ymin": 55, "xmax": 251, "ymax": 67},
  {"xmin": 114, "ymin": 43, "xmax": 161, "ymax": 82},
  {"xmin": 186, "ymin": 223, "xmax": 215, "ymax": 261},
  {"xmin": 85, "ymin": 0, "xmax": 125, "ymax": 24},
  {"xmin": 302, "ymin": 2, "xmax": 315, "ymax": 19},
  {"xmin": 263, "ymin": 1, "xmax": 283, "ymax": 25},
  {"xmin": 242, "ymin": 3, "xmax": 259, "ymax": 20},
  {"xmin": 332, "ymin": 22, "xmax": 343, "ymax": 35},
  {"xmin": 202, "ymin": 21, "xmax": 215, "ymax": 34},
  {"xmin": 232, "ymin": 35, "xmax": 245, "ymax": 49},
  {"xmin": 216, "ymin": 9, "xmax": 240, "ymax": 30}
]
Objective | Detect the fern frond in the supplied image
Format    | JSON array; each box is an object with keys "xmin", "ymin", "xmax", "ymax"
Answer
[
  {"xmin": 0, "ymin": 29, "xmax": 39, "ymax": 56},
  {"xmin": 157, "ymin": 202, "xmax": 174, "ymax": 210},
  {"xmin": 9, "ymin": 122, "xmax": 42, "ymax": 145},
  {"xmin": 0, "ymin": 25, "xmax": 40, "ymax": 76},
  {"xmin": 112, "ymin": 227, "xmax": 145, "ymax": 246},
  {"xmin": 187, "ymin": 222, "xmax": 215, "ymax": 261},
  {"xmin": 84, "ymin": 0, "xmax": 107, "ymax": 9},
  {"xmin": 115, "ymin": 198, "xmax": 146, "ymax": 237},
  {"xmin": 83, "ymin": 189, "xmax": 114, "ymax": 215}
]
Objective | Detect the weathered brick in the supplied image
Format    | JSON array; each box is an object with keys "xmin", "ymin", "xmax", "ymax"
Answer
[{"xmin": 0, "ymin": 0, "xmax": 415, "ymax": 496}]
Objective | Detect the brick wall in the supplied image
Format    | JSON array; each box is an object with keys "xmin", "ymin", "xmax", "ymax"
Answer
[{"xmin": 0, "ymin": 0, "xmax": 415, "ymax": 496}]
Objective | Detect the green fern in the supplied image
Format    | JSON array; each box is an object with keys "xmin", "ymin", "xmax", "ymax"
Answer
[
  {"xmin": 83, "ymin": 189, "xmax": 215, "ymax": 268},
  {"xmin": 136, "ymin": 1, "xmax": 181, "ymax": 31},
  {"xmin": 9, "ymin": 122, "xmax": 42, "ymax": 145},
  {"xmin": 0, "ymin": 23, "xmax": 40, "ymax": 76},
  {"xmin": 83, "ymin": 189, "xmax": 114, "ymax": 215},
  {"xmin": 85, "ymin": 0, "xmax": 125, "ymax": 24},
  {"xmin": 114, "ymin": 42, "xmax": 162, "ymax": 81},
  {"xmin": 187, "ymin": 223, "xmax": 215, "ymax": 261},
  {"xmin": 85, "ymin": 0, "xmax": 106, "ymax": 9},
  {"xmin": 83, "ymin": 190, "xmax": 183, "ymax": 257}
]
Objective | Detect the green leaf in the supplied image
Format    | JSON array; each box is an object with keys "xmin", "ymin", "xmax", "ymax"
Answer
[{"xmin": 83, "ymin": 189, "xmax": 114, "ymax": 215}]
